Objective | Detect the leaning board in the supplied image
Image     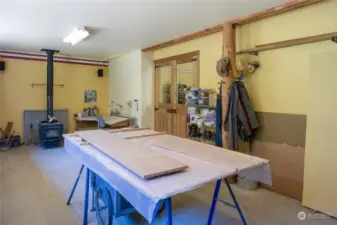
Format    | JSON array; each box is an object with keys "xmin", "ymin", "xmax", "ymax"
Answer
[{"xmin": 75, "ymin": 130, "xmax": 188, "ymax": 179}]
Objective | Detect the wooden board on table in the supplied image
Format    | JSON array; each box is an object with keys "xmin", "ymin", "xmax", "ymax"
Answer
[
  {"xmin": 124, "ymin": 132, "xmax": 167, "ymax": 140},
  {"xmin": 152, "ymin": 135, "xmax": 268, "ymax": 171},
  {"xmin": 108, "ymin": 128, "xmax": 150, "ymax": 133},
  {"xmin": 75, "ymin": 130, "xmax": 188, "ymax": 179}
]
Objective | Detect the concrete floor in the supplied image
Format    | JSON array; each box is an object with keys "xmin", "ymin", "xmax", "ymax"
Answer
[{"xmin": 1, "ymin": 146, "xmax": 336, "ymax": 225}]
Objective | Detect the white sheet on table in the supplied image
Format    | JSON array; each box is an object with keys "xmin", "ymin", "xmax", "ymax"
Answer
[{"xmin": 64, "ymin": 134, "xmax": 271, "ymax": 223}]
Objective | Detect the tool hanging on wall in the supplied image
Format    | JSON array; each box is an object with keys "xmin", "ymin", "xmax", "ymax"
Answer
[
  {"xmin": 248, "ymin": 61, "xmax": 260, "ymax": 73},
  {"xmin": 216, "ymin": 56, "xmax": 231, "ymax": 78}
]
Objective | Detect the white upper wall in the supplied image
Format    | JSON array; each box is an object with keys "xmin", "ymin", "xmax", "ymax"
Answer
[
  {"xmin": 109, "ymin": 50, "xmax": 154, "ymax": 128},
  {"xmin": 109, "ymin": 50, "xmax": 142, "ymax": 126},
  {"xmin": 141, "ymin": 52, "xmax": 154, "ymax": 129}
]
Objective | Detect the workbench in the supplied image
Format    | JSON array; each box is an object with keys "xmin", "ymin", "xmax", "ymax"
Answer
[
  {"xmin": 74, "ymin": 115, "xmax": 133, "ymax": 131},
  {"xmin": 64, "ymin": 129, "xmax": 271, "ymax": 225}
]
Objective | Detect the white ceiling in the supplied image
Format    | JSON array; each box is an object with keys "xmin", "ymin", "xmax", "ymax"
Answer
[{"xmin": 0, "ymin": 0, "xmax": 287, "ymax": 59}]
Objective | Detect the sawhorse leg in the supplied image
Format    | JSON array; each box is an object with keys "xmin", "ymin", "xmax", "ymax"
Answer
[
  {"xmin": 67, "ymin": 164, "xmax": 85, "ymax": 205},
  {"xmin": 165, "ymin": 198, "xmax": 173, "ymax": 225},
  {"xmin": 207, "ymin": 179, "xmax": 248, "ymax": 225},
  {"xmin": 151, "ymin": 198, "xmax": 172, "ymax": 225},
  {"xmin": 83, "ymin": 168, "xmax": 91, "ymax": 225}
]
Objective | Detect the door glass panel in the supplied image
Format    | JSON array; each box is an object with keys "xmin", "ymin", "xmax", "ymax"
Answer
[
  {"xmin": 177, "ymin": 62, "xmax": 196, "ymax": 104},
  {"xmin": 158, "ymin": 66, "xmax": 172, "ymax": 104}
]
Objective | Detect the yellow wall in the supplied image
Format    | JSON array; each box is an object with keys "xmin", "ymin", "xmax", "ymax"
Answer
[
  {"xmin": 1, "ymin": 58, "xmax": 108, "ymax": 137},
  {"xmin": 153, "ymin": 32, "xmax": 223, "ymax": 91},
  {"xmin": 237, "ymin": 1, "xmax": 337, "ymax": 115},
  {"xmin": 152, "ymin": 1, "xmax": 337, "ymax": 116}
]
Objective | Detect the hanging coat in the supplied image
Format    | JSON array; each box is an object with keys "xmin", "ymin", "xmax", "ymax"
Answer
[{"xmin": 225, "ymin": 81, "xmax": 259, "ymax": 150}]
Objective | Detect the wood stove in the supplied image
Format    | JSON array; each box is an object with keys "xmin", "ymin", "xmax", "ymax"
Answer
[{"xmin": 39, "ymin": 49, "xmax": 64, "ymax": 149}]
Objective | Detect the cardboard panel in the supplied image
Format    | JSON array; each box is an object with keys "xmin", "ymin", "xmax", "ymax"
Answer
[
  {"xmin": 252, "ymin": 141, "xmax": 304, "ymax": 200},
  {"xmin": 254, "ymin": 112, "xmax": 306, "ymax": 147}
]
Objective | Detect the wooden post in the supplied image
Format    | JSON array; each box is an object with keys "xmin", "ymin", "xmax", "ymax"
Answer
[{"xmin": 221, "ymin": 23, "xmax": 236, "ymax": 148}]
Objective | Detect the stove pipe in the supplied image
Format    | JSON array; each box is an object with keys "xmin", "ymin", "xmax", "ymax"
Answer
[{"xmin": 41, "ymin": 49, "xmax": 60, "ymax": 121}]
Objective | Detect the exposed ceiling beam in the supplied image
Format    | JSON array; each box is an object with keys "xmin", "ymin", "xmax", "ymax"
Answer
[
  {"xmin": 230, "ymin": 0, "xmax": 326, "ymax": 26},
  {"xmin": 142, "ymin": 24, "xmax": 223, "ymax": 52},
  {"xmin": 142, "ymin": 0, "xmax": 326, "ymax": 52}
]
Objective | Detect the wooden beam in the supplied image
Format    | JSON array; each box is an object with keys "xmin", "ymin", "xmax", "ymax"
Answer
[
  {"xmin": 142, "ymin": 24, "xmax": 223, "ymax": 52},
  {"xmin": 124, "ymin": 132, "xmax": 167, "ymax": 140},
  {"xmin": 108, "ymin": 128, "xmax": 150, "ymax": 133},
  {"xmin": 229, "ymin": 0, "xmax": 326, "ymax": 26},
  {"xmin": 221, "ymin": 23, "xmax": 236, "ymax": 149},
  {"xmin": 141, "ymin": 0, "xmax": 324, "ymax": 52},
  {"xmin": 237, "ymin": 31, "xmax": 337, "ymax": 55}
]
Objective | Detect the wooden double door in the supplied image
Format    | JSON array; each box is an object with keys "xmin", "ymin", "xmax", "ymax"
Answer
[{"xmin": 154, "ymin": 51, "xmax": 199, "ymax": 137}]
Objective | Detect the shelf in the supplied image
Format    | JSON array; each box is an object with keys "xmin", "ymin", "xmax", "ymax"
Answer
[
  {"xmin": 187, "ymin": 137, "xmax": 216, "ymax": 146},
  {"xmin": 31, "ymin": 83, "xmax": 64, "ymax": 88},
  {"xmin": 237, "ymin": 31, "xmax": 337, "ymax": 56},
  {"xmin": 187, "ymin": 123, "xmax": 216, "ymax": 130},
  {"xmin": 187, "ymin": 104, "xmax": 216, "ymax": 109}
]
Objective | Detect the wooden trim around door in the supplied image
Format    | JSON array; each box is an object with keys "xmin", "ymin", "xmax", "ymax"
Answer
[{"xmin": 154, "ymin": 51, "xmax": 200, "ymax": 65}]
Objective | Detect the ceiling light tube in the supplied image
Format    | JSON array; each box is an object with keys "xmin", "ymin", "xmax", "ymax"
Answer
[{"xmin": 63, "ymin": 27, "xmax": 89, "ymax": 45}]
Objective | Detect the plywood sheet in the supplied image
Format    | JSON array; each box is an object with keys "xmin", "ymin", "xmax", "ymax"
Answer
[
  {"xmin": 252, "ymin": 141, "xmax": 304, "ymax": 200},
  {"xmin": 152, "ymin": 135, "xmax": 268, "ymax": 171},
  {"xmin": 303, "ymin": 52, "xmax": 337, "ymax": 217},
  {"xmin": 75, "ymin": 130, "xmax": 188, "ymax": 179}
]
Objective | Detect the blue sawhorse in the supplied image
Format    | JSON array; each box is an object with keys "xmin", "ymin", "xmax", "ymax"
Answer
[
  {"xmin": 66, "ymin": 165, "xmax": 96, "ymax": 212},
  {"xmin": 207, "ymin": 178, "xmax": 248, "ymax": 225},
  {"xmin": 67, "ymin": 166, "xmax": 247, "ymax": 225}
]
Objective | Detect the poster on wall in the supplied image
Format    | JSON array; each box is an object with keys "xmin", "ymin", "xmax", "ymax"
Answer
[{"xmin": 84, "ymin": 90, "xmax": 97, "ymax": 103}]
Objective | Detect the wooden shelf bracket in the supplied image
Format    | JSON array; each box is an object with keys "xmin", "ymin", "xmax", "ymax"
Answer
[
  {"xmin": 237, "ymin": 31, "xmax": 337, "ymax": 55},
  {"xmin": 31, "ymin": 83, "xmax": 64, "ymax": 88}
]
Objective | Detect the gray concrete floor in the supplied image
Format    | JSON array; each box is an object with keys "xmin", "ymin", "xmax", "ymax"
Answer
[{"xmin": 1, "ymin": 146, "xmax": 336, "ymax": 225}]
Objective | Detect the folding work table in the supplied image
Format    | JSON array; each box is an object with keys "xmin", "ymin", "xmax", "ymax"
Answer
[{"xmin": 64, "ymin": 129, "xmax": 271, "ymax": 225}]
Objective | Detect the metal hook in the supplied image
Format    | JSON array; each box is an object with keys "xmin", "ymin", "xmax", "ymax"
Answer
[
  {"xmin": 248, "ymin": 51, "xmax": 259, "ymax": 56},
  {"xmin": 331, "ymin": 36, "xmax": 337, "ymax": 43}
]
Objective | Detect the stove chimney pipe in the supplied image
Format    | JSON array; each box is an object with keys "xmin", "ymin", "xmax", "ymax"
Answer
[{"xmin": 41, "ymin": 49, "xmax": 60, "ymax": 121}]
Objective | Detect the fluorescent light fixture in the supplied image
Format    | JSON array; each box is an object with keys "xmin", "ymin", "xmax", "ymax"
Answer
[{"xmin": 63, "ymin": 27, "xmax": 89, "ymax": 45}]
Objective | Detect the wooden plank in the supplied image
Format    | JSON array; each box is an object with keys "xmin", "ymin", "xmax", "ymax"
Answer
[
  {"xmin": 108, "ymin": 128, "xmax": 150, "ymax": 133},
  {"xmin": 152, "ymin": 135, "xmax": 268, "ymax": 171},
  {"xmin": 237, "ymin": 31, "xmax": 337, "ymax": 55},
  {"xmin": 229, "ymin": 0, "xmax": 326, "ymax": 25},
  {"xmin": 76, "ymin": 130, "xmax": 188, "ymax": 179},
  {"xmin": 124, "ymin": 132, "xmax": 167, "ymax": 140},
  {"xmin": 142, "ymin": 24, "xmax": 223, "ymax": 52}
]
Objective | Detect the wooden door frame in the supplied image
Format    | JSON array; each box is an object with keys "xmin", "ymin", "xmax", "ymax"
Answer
[
  {"xmin": 154, "ymin": 50, "xmax": 200, "ymax": 106},
  {"xmin": 154, "ymin": 51, "xmax": 200, "ymax": 135}
]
